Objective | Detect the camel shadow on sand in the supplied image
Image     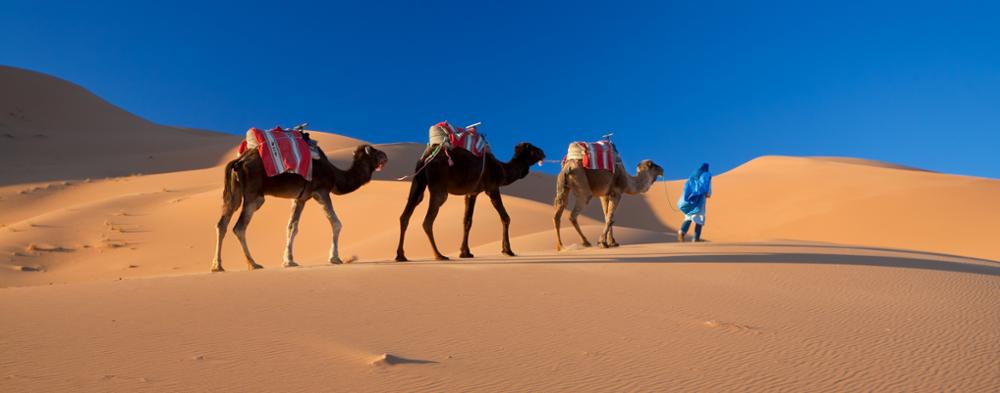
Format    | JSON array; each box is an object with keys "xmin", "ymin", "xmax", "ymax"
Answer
[{"xmin": 387, "ymin": 246, "xmax": 1000, "ymax": 278}]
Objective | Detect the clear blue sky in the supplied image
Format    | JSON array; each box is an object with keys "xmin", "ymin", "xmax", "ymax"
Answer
[{"xmin": 3, "ymin": 1, "xmax": 998, "ymax": 178}]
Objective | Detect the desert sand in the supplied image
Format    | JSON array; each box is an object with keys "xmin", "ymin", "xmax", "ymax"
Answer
[{"xmin": 1, "ymin": 66, "xmax": 998, "ymax": 392}]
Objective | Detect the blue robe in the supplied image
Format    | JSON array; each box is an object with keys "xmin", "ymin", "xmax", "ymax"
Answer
[{"xmin": 677, "ymin": 163, "xmax": 712, "ymax": 218}]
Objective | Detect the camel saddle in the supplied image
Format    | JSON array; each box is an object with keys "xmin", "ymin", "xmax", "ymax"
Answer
[
  {"xmin": 237, "ymin": 127, "xmax": 320, "ymax": 180},
  {"xmin": 428, "ymin": 121, "xmax": 490, "ymax": 158},
  {"xmin": 565, "ymin": 140, "xmax": 617, "ymax": 172}
]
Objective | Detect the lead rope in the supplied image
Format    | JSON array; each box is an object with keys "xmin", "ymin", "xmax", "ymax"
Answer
[
  {"xmin": 662, "ymin": 180, "xmax": 680, "ymax": 212},
  {"xmin": 396, "ymin": 143, "xmax": 444, "ymax": 181}
]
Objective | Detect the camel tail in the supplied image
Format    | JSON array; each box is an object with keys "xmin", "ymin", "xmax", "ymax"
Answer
[{"xmin": 222, "ymin": 160, "xmax": 243, "ymax": 210}]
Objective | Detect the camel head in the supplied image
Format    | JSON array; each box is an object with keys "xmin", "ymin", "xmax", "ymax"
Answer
[
  {"xmin": 354, "ymin": 144, "xmax": 388, "ymax": 172},
  {"xmin": 637, "ymin": 159, "xmax": 664, "ymax": 179},
  {"xmin": 513, "ymin": 142, "xmax": 546, "ymax": 166}
]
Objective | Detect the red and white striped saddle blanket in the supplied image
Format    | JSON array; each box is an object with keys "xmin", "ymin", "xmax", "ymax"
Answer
[
  {"xmin": 237, "ymin": 127, "xmax": 314, "ymax": 180},
  {"xmin": 431, "ymin": 121, "xmax": 490, "ymax": 157},
  {"xmin": 565, "ymin": 140, "xmax": 618, "ymax": 172}
]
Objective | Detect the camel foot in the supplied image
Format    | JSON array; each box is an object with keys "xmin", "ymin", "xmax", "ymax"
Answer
[
  {"xmin": 459, "ymin": 251, "xmax": 475, "ymax": 258},
  {"xmin": 329, "ymin": 257, "xmax": 343, "ymax": 265},
  {"xmin": 247, "ymin": 262, "xmax": 264, "ymax": 271},
  {"xmin": 211, "ymin": 266, "xmax": 225, "ymax": 273},
  {"xmin": 609, "ymin": 242, "xmax": 620, "ymax": 248},
  {"xmin": 581, "ymin": 242, "xmax": 592, "ymax": 248},
  {"xmin": 283, "ymin": 261, "xmax": 299, "ymax": 268},
  {"xmin": 598, "ymin": 242, "xmax": 610, "ymax": 249},
  {"xmin": 395, "ymin": 255, "xmax": 409, "ymax": 262},
  {"xmin": 435, "ymin": 255, "xmax": 450, "ymax": 261},
  {"xmin": 502, "ymin": 250, "xmax": 516, "ymax": 257}
]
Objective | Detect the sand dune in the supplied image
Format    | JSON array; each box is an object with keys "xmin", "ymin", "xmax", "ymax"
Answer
[
  {"xmin": 325, "ymin": 141, "xmax": 427, "ymax": 181},
  {"xmin": 0, "ymin": 166, "xmax": 624, "ymax": 287},
  {"xmin": 1, "ymin": 67, "xmax": 998, "ymax": 392},
  {"xmin": 0, "ymin": 66, "xmax": 238, "ymax": 185},
  {"xmin": 640, "ymin": 156, "xmax": 1000, "ymax": 261}
]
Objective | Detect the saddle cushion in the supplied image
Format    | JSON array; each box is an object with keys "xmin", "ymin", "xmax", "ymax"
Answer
[
  {"xmin": 429, "ymin": 121, "xmax": 490, "ymax": 157},
  {"xmin": 565, "ymin": 141, "xmax": 617, "ymax": 172},
  {"xmin": 237, "ymin": 127, "xmax": 314, "ymax": 180}
]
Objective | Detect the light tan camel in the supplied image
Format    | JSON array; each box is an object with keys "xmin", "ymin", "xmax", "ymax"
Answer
[{"xmin": 553, "ymin": 157, "xmax": 663, "ymax": 250}]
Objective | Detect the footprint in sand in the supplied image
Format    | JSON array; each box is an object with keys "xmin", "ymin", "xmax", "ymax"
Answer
[
  {"xmin": 97, "ymin": 238, "xmax": 129, "ymax": 251},
  {"xmin": 104, "ymin": 220, "xmax": 143, "ymax": 234},
  {"xmin": 8, "ymin": 265, "xmax": 44, "ymax": 272},
  {"xmin": 189, "ymin": 354, "xmax": 231, "ymax": 365},
  {"xmin": 702, "ymin": 320, "xmax": 763, "ymax": 335},
  {"xmin": 25, "ymin": 244, "xmax": 74, "ymax": 253},
  {"xmin": 98, "ymin": 374, "xmax": 150, "ymax": 383}
]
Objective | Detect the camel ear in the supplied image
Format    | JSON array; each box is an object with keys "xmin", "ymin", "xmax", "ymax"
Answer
[{"xmin": 364, "ymin": 145, "xmax": 372, "ymax": 156}]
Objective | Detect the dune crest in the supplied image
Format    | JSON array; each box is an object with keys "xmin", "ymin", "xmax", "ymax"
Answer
[{"xmin": 0, "ymin": 66, "xmax": 237, "ymax": 185}]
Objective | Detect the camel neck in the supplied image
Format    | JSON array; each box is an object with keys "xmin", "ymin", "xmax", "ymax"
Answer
[
  {"xmin": 330, "ymin": 158, "xmax": 374, "ymax": 195},
  {"xmin": 624, "ymin": 170, "xmax": 656, "ymax": 195},
  {"xmin": 499, "ymin": 155, "xmax": 533, "ymax": 186}
]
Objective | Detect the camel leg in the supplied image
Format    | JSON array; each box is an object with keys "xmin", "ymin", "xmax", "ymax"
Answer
[
  {"xmin": 459, "ymin": 193, "xmax": 479, "ymax": 258},
  {"xmin": 553, "ymin": 168, "xmax": 571, "ymax": 251},
  {"xmin": 396, "ymin": 173, "xmax": 427, "ymax": 262},
  {"xmin": 553, "ymin": 197, "xmax": 567, "ymax": 251},
  {"xmin": 211, "ymin": 201, "xmax": 239, "ymax": 272},
  {"xmin": 598, "ymin": 196, "xmax": 611, "ymax": 247},
  {"xmin": 599, "ymin": 194, "xmax": 621, "ymax": 248},
  {"xmin": 422, "ymin": 184, "xmax": 450, "ymax": 261},
  {"xmin": 315, "ymin": 193, "xmax": 344, "ymax": 264},
  {"xmin": 233, "ymin": 195, "xmax": 265, "ymax": 271},
  {"xmin": 487, "ymin": 189, "xmax": 515, "ymax": 256},
  {"xmin": 566, "ymin": 166, "xmax": 592, "ymax": 247},
  {"xmin": 569, "ymin": 192, "xmax": 592, "ymax": 248},
  {"xmin": 607, "ymin": 194, "xmax": 621, "ymax": 247},
  {"xmin": 282, "ymin": 199, "xmax": 306, "ymax": 267}
]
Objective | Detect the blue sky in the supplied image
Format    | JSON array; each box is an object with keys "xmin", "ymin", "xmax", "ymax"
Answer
[{"xmin": 3, "ymin": 0, "xmax": 998, "ymax": 178}]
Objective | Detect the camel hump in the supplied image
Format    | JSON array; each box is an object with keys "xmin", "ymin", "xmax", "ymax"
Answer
[
  {"xmin": 567, "ymin": 141, "xmax": 617, "ymax": 172},
  {"xmin": 238, "ymin": 127, "xmax": 315, "ymax": 180},
  {"xmin": 428, "ymin": 121, "xmax": 490, "ymax": 158}
]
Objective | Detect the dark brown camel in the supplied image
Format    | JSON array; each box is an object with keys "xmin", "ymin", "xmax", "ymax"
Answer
[
  {"xmin": 211, "ymin": 144, "xmax": 388, "ymax": 272},
  {"xmin": 395, "ymin": 142, "xmax": 545, "ymax": 261}
]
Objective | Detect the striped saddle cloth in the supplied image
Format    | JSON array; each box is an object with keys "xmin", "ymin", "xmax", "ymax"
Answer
[
  {"xmin": 430, "ymin": 121, "xmax": 490, "ymax": 157},
  {"xmin": 565, "ymin": 140, "xmax": 617, "ymax": 172},
  {"xmin": 237, "ymin": 127, "xmax": 316, "ymax": 180}
]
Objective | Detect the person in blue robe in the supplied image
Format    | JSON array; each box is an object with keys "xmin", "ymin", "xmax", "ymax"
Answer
[{"xmin": 677, "ymin": 163, "xmax": 712, "ymax": 242}]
